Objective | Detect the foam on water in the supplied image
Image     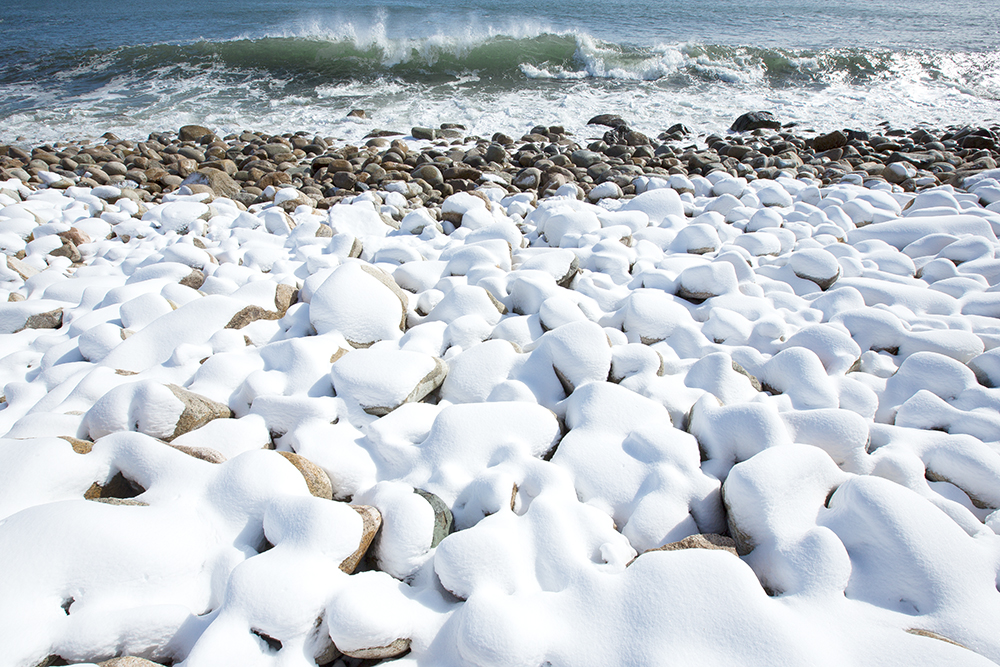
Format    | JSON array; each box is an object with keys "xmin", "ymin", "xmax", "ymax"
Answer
[{"xmin": 0, "ymin": 6, "xmax": 998, "ymax": 144}]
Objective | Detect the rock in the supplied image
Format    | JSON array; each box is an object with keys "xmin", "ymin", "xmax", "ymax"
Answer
[
  {"xmin": 603, "ymin": 125, "xmax": 650, "ymax": 146},
  {"xmin": 92, "ymin": 498, "xmax": 150, "ymax": 507},
  {"xmin": 6, "ymin": 255, "xmax": 38, "ymax": 281},
  {"xmin": 632, "ymin": 534, "xmax": 738, "ymax": 563},
  {"xmin": 179, "ymin": 268, "xmax": 206, "ymax": 289},
  {"xmin": 332, "ymin": 171, "xmax": 357, "ymax": 189},
  {"xmin": 339, "ymin": 505, "xmax": 382, "ymax": 573},
  {"xmin": 274, "ymin": 283, "xmax": 298, "ymax": 315},
  {"xmin": 587, "ymin": 181, "xmax": 623, "ymax": 201},
  {"xmin": 169, "ymin": 443, "xmax": 227, "ymax": 463},
  {"xmin": 412, "ymin": 164, "xmax": 444, "ymax": 186},
  {"xmin": 730, "ymin": 111, "xmax": 781, "ymax": 133},
  {"xmin": 21, "ymin": 307, "xmax": 64, "ymax": 332},
  {"xmin": 258, "ymin": 171, "xmax": 292, "ymax": 189},
  {"xmin": 49, "ymin": 236, "xmax": 81, "ymax": 263},
  {"xmin": 85, "ymin": 471, "xmax": 145, "ymax": 501},
  {"xmin": 310, "ymin": 262, "xmax": 408, "ymax": 347},
  {"xmin": 587, "ymin": 114, "xmax": 627, "ymax": 127},
  {"xmin": 164, "ymin": 384, "xmax": 233, "ymax": 441},
  {"xmin": 790, "ymin": 248, "xmax": 841, "ymax": 290},
  {"xmin": 904, "ymin": 629, "xmax": 968, "ymax": 648},
  {"xmin": 331, "ymin": 348, "xmax": 447, "ymax": 416},
  {"xmin": 178, "ymin": 125, "xmax": 213, "ymax": 142},
  {"xmin": 513, "ymin": 167, "xmax": 542, "ymax": 189},
  {"xmin": 60, "ymin": 435, "xmax": 94, "ymax": 454},
  {"xmin": 571, "ymin": 149, "xmax": 604, "ymax": 168},
  {"xmin": 225, "ymin": 305, "xmax": 281, "ymax": 329},
  {"xmin": 98, "ymin": 658, "xmax": 166, "ymax": 667},
  {"xmin": 182, "ymin": 169, "xmax": 241, "ymax": 199},
  {"xmin": 340, "ymin": 638, "xmax": 411, "ymax": 660},
  {"xmin": 664, "ymin": 122, "xmax": 692, "ymax": 136},
  {"xmin": 278, "ymin": 451, "xmax": 334, "ymax": 500},
  {"xmin": 443, "ymin": 165, "xmax": 482, "ymax": 181},
  {"xmin": 484, "ymin": 143, "xmax": 507, "ymax": 164},
  {"xmin": 414, "ymin": 488, "xmax": 454, "ymax": 548},
  {"xmin": 411, "ymin": 127, "xmax": 437, "ymax": 140},
  {"xmin": 347, "ymin": 108, "xmax": 367, "ymax": 118},
  {"xmin": 58, "ymin": 228, "xmax": 91, "ymax": 246},
  {"xmin": 813, "ymin": 130, "xmax": 847, "ymax": 152}
]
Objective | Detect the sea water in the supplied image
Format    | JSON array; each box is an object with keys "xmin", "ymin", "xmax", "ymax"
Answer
[{"xmin": 0, "ymin": 0, "xmax": 997, "ymax": 144}]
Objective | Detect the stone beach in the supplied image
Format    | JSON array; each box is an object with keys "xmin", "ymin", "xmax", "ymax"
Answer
[
  {"xmin": 3, "ymin": 111, "xmax": 997, "ymax": 219},
  {"xmin": 3, "ymin": 109, "xmax": 1000, "ymax": 666}
]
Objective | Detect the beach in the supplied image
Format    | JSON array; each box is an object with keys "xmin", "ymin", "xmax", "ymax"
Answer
[
  {"xmin": 2, "ymin": 114, "xmax": 1000, "ymax": 665},
  {"xmin": 3, "ymin": 0, "xmax": 1000, "ymax": 664}
]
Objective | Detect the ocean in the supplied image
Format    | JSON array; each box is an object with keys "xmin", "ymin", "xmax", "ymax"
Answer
[{"xmin": 1, "ymin": 0, "xmax": 998, "ymax": 145}]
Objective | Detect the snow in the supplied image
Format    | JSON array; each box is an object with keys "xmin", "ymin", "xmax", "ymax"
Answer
[{"xmin": 2, "ymin": 170, "xmax": 1000, "ymax": 667}]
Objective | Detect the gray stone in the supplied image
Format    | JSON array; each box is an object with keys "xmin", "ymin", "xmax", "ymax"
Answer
[
  {"xmin": 414, "ymin": 488, "xmax": 454, "ymax": 548},
  {"xmin": 571, "ymin": 150, "xmax": 603, "ymax": 168},
  {"xmin": 411, "ymin": 127, "xmax": 437, "ymax": 140},
  {"xmin": 21, "ymin": 307, "xmax": 64, "ymax": 332},
  {"xmin": 587, "ymin": 114, "xmax": 627, "ymax": 127},
  {"xmin": 730, "ymin": 111, "xmax": 781, "ymax": 133}
]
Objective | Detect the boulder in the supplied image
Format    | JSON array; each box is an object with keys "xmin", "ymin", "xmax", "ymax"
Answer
[
  {"xmin": 730, "ymin": 111, "xmax": 781, "ymax": 133},
  {"xmin": 587, "ymin": 114, "xmax": 627, "ymax": 127},
  {"xmin": 331, "ymin": 348, "xmax": 447, "ymax": 417},
  {"xmin": 178, "ymin": 125, "xmax": 213, "ymax": 142},
  {"xmin": 309, "ymin": 262, "xmax": 408, "ymax": 347}
]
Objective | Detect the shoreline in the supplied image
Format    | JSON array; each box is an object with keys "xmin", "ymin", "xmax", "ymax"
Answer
[{"xmin": 1, "ymin": 114, "xmax": 998, "ymax": 214}]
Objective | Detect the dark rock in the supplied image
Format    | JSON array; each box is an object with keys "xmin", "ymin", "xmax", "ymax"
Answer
[
  {"xmin": 730, "ymin": 111, "xmax": 781, "ymax": 133},
  {"xmin": 365, "ymin": 129, "xmax": 403, "ymax": 138},
  {"xmin": 411, "ymin": 127, "xmax": 437, "ymax": 140},
  {"xmin": 813, "ymin": 130, "xmax": 847, "ymax": 152},
  {"xmin": 347, "ymin": 109, "xmax": 367, "ymax": 118},
  {"xmin": 603, "ymin": 126, "xmax": 651, "ymax": 146},
  {"xmin": 587, "ymin": 114, "xmax": 628, "ymax": 127},
  {"xmin": 443, "ymin": 165, "xmax": 482, "ymax": 181}
]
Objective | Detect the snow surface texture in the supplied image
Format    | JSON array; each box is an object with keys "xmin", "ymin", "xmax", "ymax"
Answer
[{"xmin": 3, "ymin": 166, "xmax": 1000, "ymax": 666}]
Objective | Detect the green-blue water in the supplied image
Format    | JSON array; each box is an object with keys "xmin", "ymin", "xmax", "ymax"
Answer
[{"xmin": 1, "ymin": 0, "xmax": 997, "ymax": 143}]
